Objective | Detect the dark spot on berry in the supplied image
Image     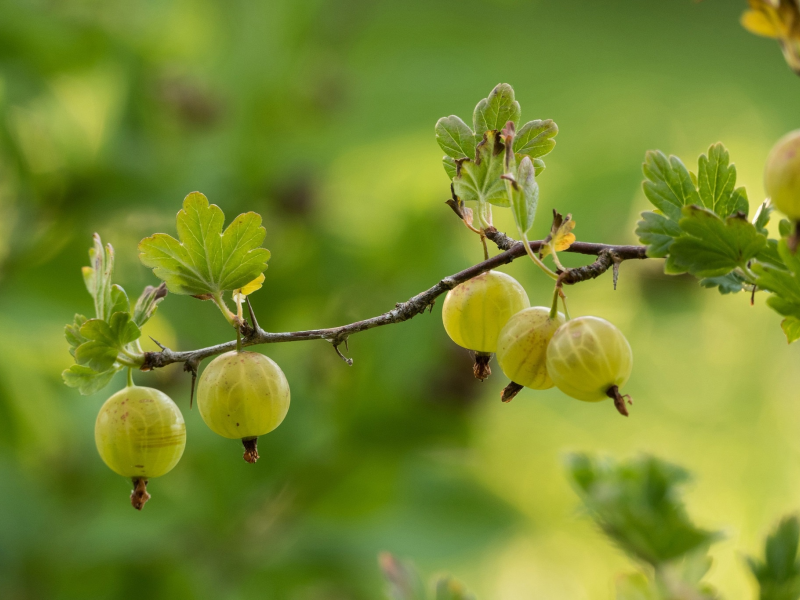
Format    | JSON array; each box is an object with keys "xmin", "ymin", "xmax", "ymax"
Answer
[{"xmin": 236, "ymin": 423, "xmax": 239, "ymax": 426}]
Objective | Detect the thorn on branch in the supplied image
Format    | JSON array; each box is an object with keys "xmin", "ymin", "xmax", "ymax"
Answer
[
  {"xmin": 612, "ymin": 257, "xmax": 621, "ymax": 290},
  {"xmin": 184, "ymin": 360, "xmax": 200, "ymax": 407},
  {"xmin": 149, "ymin": 336, "xmax": 167, "ymax": 350},
  {"xmin": 245, "ymin": 296, "xmax": 260, "ymax": 332},
  {"xmin": 332, "ymin": 339, "xmax": 353, "ymax": 366}
]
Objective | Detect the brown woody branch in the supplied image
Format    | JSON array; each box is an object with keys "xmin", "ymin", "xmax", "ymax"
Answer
[{"xmin": 141, "ymin": 231, "xmax": 648, "ymax": 371}]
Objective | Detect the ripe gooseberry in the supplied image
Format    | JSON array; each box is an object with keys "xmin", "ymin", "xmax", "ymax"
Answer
[
  {"xmin": 545, "ymin": 316, "xmax": 633, "ymax": 415},
  {"xmin": 95, "ymin": 385, "xmax": 186, "ymax": 510},
  {"xmin": 765, "ymin": 129, "xmax": 800, "ymax": 221},
  {"xmin": 496, "ymin": 307, "xmax": 565, "ymax": 399},
  {"xmin": 442, "ymin": 270, "xmax": 530, "ymax": 379},
  {"xmin": 197, "ymin": 350, "xmax": 290, "ymax": 463}
]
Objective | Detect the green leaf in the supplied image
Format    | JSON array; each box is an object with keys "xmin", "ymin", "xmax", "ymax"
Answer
[
  {"xmin": 473, "ymin": 83, "xmax": 520, "ymax": 138},
  {"xmin": 508, "ymin": 156, "xmax": 539, "ymax": 235},
  {"xmin": 75, "ymin": 312, "xmax": 141, "ymax": 372},
  {"xmin": 754, "ymin": 200, "xmax": 775, "ymax": 235},
  {"xmin": 82, "ymin": 233, "xmax": 127, "ymax": 321},
  {"xmin": 697, "ymin": 143, "xmax": 747, "ymax": 218},
  {"xmin": 132, "ymin": 283, "xmax": 168, "ymax": 328},
  {"xmin": 435, "ymin": 115, "xmax": 476, "ymax": 160},
  {"xmin": 758, "ymin": 239, "xmax": 785, "ymax": 268},
  {"xmin": 781, "ymin": 318, "xmax": 800, "ymax": 344},
  {"xmin": 699, "ymin": 272, "xmax": 746, "ymax": 294},
  {"xmin": 379, "ymin": 553, "xmax": 427, "ymax": 600},
  {"xmin": 442, "ymin": 156, "xmax": 457, "ymax": 180},
  {"xmin": 434, "ymin": 577, "xmax": 475, "ymax": 600},
  {"xmin": 138, "ymin": 192, "xmax": 271, "ymax": 296},
  {"xmin": 62, "ymin": 364, "xmax": 121, "ymax": 396},
  {"xmin": 754, "ymin": 240, "xmax": 800, "ymax": 322},
  {"xmin": 748, "ymin": 515, "xmax": 800, "ymax": 600},
  {"xmin": 635, "ymin": 211, "xmax": 682, "ymax": 259},
  {"xmin": 642, "ymin": 150, "xmax": 700, "ymax": 222},
  {"xmin": 109, "ymin": 284, "xmax": 129, "ymax": 317},
  {"xmin": 452, "ymin": 130, "xmax": 509, "ymax": 208},
  {"xmin": 781, "ymin": 219, "xmax": 794, "ymax": 238},
  {"xmin": 566, "ymin": 453, "xmax": 720, "ymax": 566},
  {"xmin": 669, "ymin": 206, "xmax": 767, "ymax": 278},
  {"xmin": 65, "ymin": 314, "xmax": 88, "ymax": 357},
  {"xmin": 513, "ymin": 119, "xmax": 558, "ymax": 160}
]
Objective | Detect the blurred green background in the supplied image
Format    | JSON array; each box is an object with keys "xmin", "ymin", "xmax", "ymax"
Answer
[{"xmin": 1, "ymin": 0, "xmax": 799, "ymax": 598}]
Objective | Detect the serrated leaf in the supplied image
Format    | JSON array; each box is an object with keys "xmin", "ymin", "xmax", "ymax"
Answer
[
  {"xmin": 75, "ymin": 312, "xmax": 141, "ymax": 372},
  {"xmin": 643, "ymin": 150, "xmax": 700, "ymax": 222},
  {"xmin": 781, "ymin": 318, "xmax": 800, "ymax": 344},
  {"xmin": 514, "ymin": 119, "xmax": 558, "ymax": 160},
  {"xmin": 82, "ymin": 233, "xmax": 127, "ymax": 321},
  {"xmin": 755, "ymin": 200, "xmax": 775, "ymax": 235},
  {"xmin": 697, "ymin": 143, "xmax": 744, "ymax": 218},
  {"xmin": 566, "ymin": 453, "xmax": 721, "ymax": 566},
  {"xmin": 507, "ymin": 156, "xmax": 539, "ymax": 235},
  {"xmin": 453, "ymin": 130, "xmax": 509, "ymax": 208},
  {"xmin": 434, "ymin": 577, "xmax": 475, "ymax": 600},
  {"xmin": 636, "ymin": 211, "xmax": 683, "ymax": 258},
  {"xmin": 748, "ymin": 515, "xmax": 800, "ymax": 600},
  {"xmin": 754, "ymin": 240, "xmax": 800, "ymax": 325},
  {"xmin": 138, "ymin": 192, "xmax": 271, "ymax": 296},
  {"xmin": 435, "ymin": 115, "xmax": 476, "ymax": 160},
  {"xmin": 473, "ymin": 83, "xmax": 520, "ymax": 138},
  {"xmin": 379, "ymin": 553, "xmax": 427, "ymax": 600},
  {"xmin": 700, "ymin": 272, "xmax": 746, "ymax": 294},
  {"xmin": 669, "ymin": 206, "xmax": 767, "ymax": 278},
  {"xmin": 65, "ymin": 314, "xmax": 89, "ymax": 356},
  {"xmin": 442, "ymin": 156, "xmax": 457, "ymax": 179},
  {"xmin": 132, "ymin": 283, "xmax": 168, "ymax": 327},
  {"xmin": 62, "ymin": 364, "xmax": 121, "ymax": 395},
  {"xmin": 109, "ymin": 284, "xmax": 129, "ymax": 317},
  {"xmin": 758, "ymin": 239, "xmax": 784, "ymax": 268}
]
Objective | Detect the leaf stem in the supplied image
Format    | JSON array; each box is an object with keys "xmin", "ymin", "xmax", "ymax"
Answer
[
  {"xmin": 212, "ymin": 292, "xmax": 237, "ymax": 327},
  {"xmin": 519, "ymin": 231, "xmax": 559, "ymax": 280},
  {"xmin": 549, "ymin": 285, "xmax": 560, "ymax": 320}
]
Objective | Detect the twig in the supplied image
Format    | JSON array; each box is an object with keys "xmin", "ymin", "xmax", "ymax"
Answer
[{"xmin": 140, "ymin": 231, "xmax": 648, "ymax": 372}]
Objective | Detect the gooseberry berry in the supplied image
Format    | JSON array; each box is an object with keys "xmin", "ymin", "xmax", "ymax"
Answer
[
  {"xmin": 765, "ymin": 129, "xmax": 800, "ymax": 221},
  {"xmin": 496, "ymin": 307, "xmax": 565, "ymax": 393},
  {"xmin": 95, "ymin": 385, "xmax": 186, "ymax": 510},
  {"xmin": 197, "ymin": 350, "xmax": 290, "ymax": 463},
  {"xmin": 442, "ymin": 270, "xmax": 530, "ymax": 379},
  {"xmin": 545, "ymin": 316, "xmax": 633, "ymax": 415}
]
